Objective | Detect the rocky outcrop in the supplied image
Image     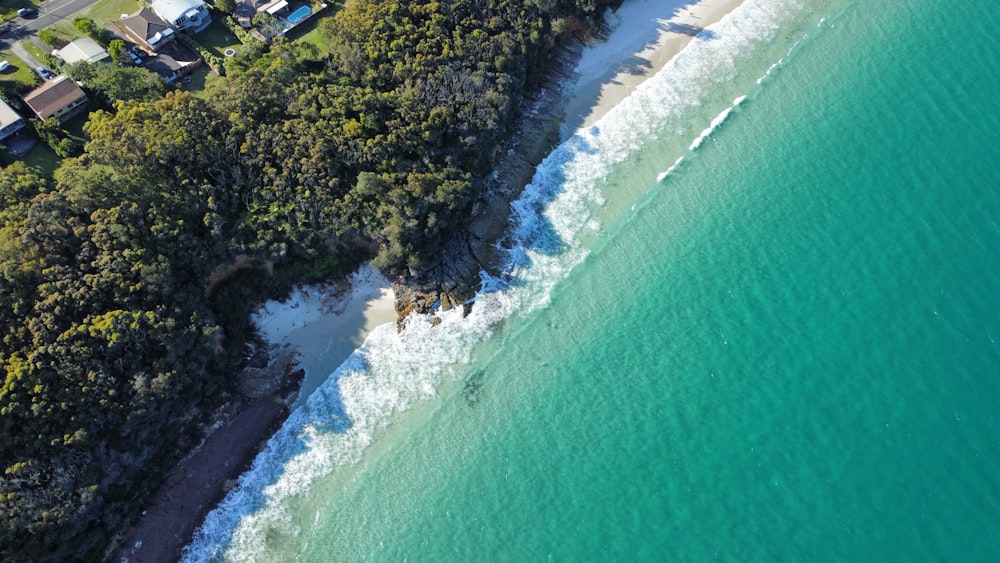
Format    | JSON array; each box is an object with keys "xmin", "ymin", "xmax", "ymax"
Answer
[
  {"xmin": 236, "ymin": 344, "xmax": 303, "ymax": 400},
  {"xmin": 393, "ymin": 41, "xmax": 583, "ymax": 326}
]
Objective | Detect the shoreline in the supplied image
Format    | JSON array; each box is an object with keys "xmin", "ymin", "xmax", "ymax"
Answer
[
  {"xmin": 106, "ymin": 266, "xmax": 394, "ymax": 562},
  {"xmin": 399, "ymin": 0, "xmax": 745, "ymax": 317},
  {"xmin": 252, "ymin": 264, "xmax": 396, "ymax": 411},
  {"xmin": 107, "ymin": 0, "xmax": 746, "ymax": 560},
  {"xmin": 562, "ymin": 0, "xmax": 746, "ymax": 140}
]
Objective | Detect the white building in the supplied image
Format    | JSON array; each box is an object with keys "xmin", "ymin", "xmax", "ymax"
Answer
[
  {"xmin": 0, "ymin": 99, "xmax": 25, "ymax": 142},
  {"xmin": 151, "ymin": 0, "xmax": 211, "ymax": 34},
  {"xmin": 52, "ymin": 37, "xmax": 111, "ymax": 65}
]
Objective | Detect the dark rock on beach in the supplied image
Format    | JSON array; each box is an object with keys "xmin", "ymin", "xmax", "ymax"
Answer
[{"xmin": 393, "ymin": 42, "xmax": 583, "ymax": 327}]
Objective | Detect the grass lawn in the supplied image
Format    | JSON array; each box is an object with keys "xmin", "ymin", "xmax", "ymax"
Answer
[
  {"xmin": 294, "ymin": 22, "xmax": 332, "ymax": 54},
  {"xmin": 18, "ymin": 141, "xmax": 60, "ymax": 178},
  {"xmin": 0, "ymin": 110, "xmax": 91, "ymax": 178},
  {"xmin": 62, "ymin": 107, "xmax": 90, "ymax": 139},
  {"xmin": 46, "ymin": 0, "xmax": 141, "ymax": 38},
  {"xmin": 85, "ymin": 0, "xmax": 141, "ymax": 24},
  {"xmin": 20, "ymin": 39, "xmax": 51, "ymax": 65},
  {"xmin": 0, "ymin": 48, "xmax": 39, "ymax": 91},
  {"xmin": 285, "ymin": 2, "xmax": 343, "ymax": 56},
  {"xmin": 194, "ymin": 19, "xmax": 242, "ymax": 58},
  {"xmin": 1, "ymin": 136, "xmax": 61, "ymax": 179},
  {"xmin": 180, "ymin": 65, "xmax": 226, "ymax": 98}
]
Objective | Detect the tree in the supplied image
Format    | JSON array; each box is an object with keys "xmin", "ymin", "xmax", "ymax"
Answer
[
  {"xmin": 68, "ymin": 62, "xmax": 165, "ymax": 105},
  {"xmin": 1, "ymin": 0, "xmax": 630, "ymax": 557},
  {"xmin": 38, "ymin": 29, "xmax": 67, "ymax": 49},
  {"xmin": 108, "ymin": 39, "xmax": 127, "ymax": 65},
  {"xmin": 32, "ymin": 118, "xmax": 83, "ymax": 157},
  {"xmin": 216, "ymin": 0, "xmax": 236, "ymax": 14},
  {"xmin": 73, "ymin": 17, "xmax": 100, "ymax": 40}
]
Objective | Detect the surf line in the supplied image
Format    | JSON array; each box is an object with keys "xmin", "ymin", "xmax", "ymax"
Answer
[{"xmin": 657, "ymin": 95, "xmax": 748, "ymax": 183}]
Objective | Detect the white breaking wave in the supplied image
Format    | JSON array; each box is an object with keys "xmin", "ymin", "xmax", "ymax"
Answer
[
  {"xmin": 182, "ymin": 0, "xmax": 816, "ymax": 560},
  {"xmin": 653, "ymin": 94, "xmax": 746, "ymax": 184},
  {"xmin": 689, "ymin": 95, "xmax": 747, "ymax": 152}
]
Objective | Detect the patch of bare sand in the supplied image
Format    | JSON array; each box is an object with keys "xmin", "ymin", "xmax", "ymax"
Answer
[{"xmin": 562, "ymin": 0, "xmax": 746, "ymax": 140}]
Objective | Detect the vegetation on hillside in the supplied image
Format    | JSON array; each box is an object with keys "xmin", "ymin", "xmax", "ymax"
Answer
[{"xmin": 0, "ymin": 0, "xmax": 620, "ymax": 559}]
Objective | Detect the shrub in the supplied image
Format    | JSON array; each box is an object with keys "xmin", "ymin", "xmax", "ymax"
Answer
[
  {"xmin": 215, "ymin": 0, "xmax": 237, "ymax": 14},
  {"xmin": 73, "ymin": 17, "xmax": 99, "ymax": 38},
  {"xmin": 220, "ymin": 13, "xmax": 261, "ymax": 47},
  {"xmin": 39, "ymin": 29, "xmax": 68, "ymax": 49},
  {"xmin": 176, "ymin": 33, "xmax": 227, "ymax": 76},
  {"xmin": 73, "ymin": 17, "xmax": 112, "ymax": 44}
]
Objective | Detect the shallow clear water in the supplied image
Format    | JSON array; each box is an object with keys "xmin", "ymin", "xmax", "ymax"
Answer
[{"xmin": 186, "ymin": 0, "xmax": 1000, "ymax": 559}]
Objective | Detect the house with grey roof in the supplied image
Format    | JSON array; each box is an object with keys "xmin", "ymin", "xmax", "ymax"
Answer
[
  {"xmin": 120, "ymin": 8, "xmax": 177, "ymax": 52},
  {"xmin": 145, "ymin": 45, "xmax": 202, "ymax": 84}
]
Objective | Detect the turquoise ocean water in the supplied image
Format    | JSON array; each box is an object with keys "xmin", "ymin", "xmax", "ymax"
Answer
[{"xmin": 185, "ymin": 0, "xmax": 1000, "ymax": 560}]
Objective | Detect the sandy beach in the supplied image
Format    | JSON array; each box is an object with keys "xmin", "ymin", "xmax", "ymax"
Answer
[
  {"xmin": 253, "ymin": 263, "xmax": 396, "ymax": 410},
  {"xmin": 562, "ymin": 0, "xmax": 745, "ymax": 140},
  {"xmin": 107, "ymin": 265, "xmax": 395, "ymax": 562},
  {"xmin": 108, "ymin": 1, "xmax": 746, "ymax": 560}
]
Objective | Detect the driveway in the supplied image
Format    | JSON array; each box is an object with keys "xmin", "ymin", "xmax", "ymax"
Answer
[{"xmin": 7, "ymin": 38, "xmax": 42, "ymax": 70}]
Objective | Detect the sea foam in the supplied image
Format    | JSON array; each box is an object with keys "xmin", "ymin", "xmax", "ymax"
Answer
[{"xmin": 182, "ymin": 0, "xmax": 816, "ymax": 559}]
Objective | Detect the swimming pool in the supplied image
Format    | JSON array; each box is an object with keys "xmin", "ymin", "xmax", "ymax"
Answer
[{"xmin": 287, "ymin": 5, "xmax": 311, "ymax": 24}]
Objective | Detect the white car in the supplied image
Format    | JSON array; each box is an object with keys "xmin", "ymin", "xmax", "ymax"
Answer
[{"xmin": 0, "ymin": 60, "xmax": 9, "ymax": 72}]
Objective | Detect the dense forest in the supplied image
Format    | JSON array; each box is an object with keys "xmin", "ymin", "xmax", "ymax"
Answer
[{"xmin": 0, "ymin": 0, "xmax": 619, "ymax": 559}]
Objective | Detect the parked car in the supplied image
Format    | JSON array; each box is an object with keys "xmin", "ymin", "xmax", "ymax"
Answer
[
  {"xmin": 0, "ymin": 61, "xmax": 9, "ymax": 72},
  {"xmin": 35, "ymin": 66, "xmax": 56, "ymax": 80},
  {"xmin": 129, "ymin": 45, "xmax": 146, "ymax": 60},
  {"xmin": 126, "ymin": 50, "xmax": 143, "ymax": 65},
  {"xmin": 17, "ymin": 7, "xmax": 38, "ymax": 18}
]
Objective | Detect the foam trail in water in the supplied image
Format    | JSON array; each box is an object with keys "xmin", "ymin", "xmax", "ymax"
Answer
[
  {"xmin": 656, "ymin": 94, "xmax": 747, "ymax": 182},
  {"xmin": 182, "ymin": 0, "xmax": 816, "ymax": 560},
  {"xmin": 691, "ymin": 95, "xmax": 747, "ymax": 150},
  {"xmin": 657, "ymin": 155, "xmax": 687, "ymax": 183}
]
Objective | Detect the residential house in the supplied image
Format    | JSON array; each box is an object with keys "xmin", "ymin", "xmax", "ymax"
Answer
[
  {"xmin": 21, "ymin": 76, "xmax": 88, "ymax": 122},
  {"xmin": 120, "ymin": 8, "xmax": 177, "ymax": 53},
  {"xmin": 257, "ymin": 0, "xmax": 290, "ymax": 16},
  {"xmin": 52, "ymin": 37, "xmax": 111, "ymax": 65},
  {"xmin": 151, "ymin": 0, "xmax": 211, "ymax": 34},
  {"xmin": 0, "ymin": 99, "xmax": 26, "ymax": 141},
  {"xmin": 145, "ymin": 45, "xmax": 202, "ymax": 84}
]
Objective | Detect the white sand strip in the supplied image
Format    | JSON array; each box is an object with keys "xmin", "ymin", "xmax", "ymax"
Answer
[
  {"xmin": 252, "ymin": 263, "xmax": 396, "ymax": 410},
  {"xmin": 562, "ymin": 0, "xmax": 745, "ymax": 140}
]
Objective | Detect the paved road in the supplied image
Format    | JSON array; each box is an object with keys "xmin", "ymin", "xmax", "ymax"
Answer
[
  {"xmin": 20, "ymin": 0, "xmax": 102, "ymax": 32},
  {"xmin": 0, "ymin": 0, "xmax": 103, "ymax": 72}
]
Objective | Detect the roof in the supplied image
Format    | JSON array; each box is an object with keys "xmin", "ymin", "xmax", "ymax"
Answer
[
  {"xmin": 0, "ymin": 99, "xmax": 23, "ymax": 129},
  {"xmin": 259, "ymin": 0, "xmax": 288, "ymax": 14},
  {"xmin": 21, "ymin": 76, "xmax": 87, "ymax": 120},
  {"xmin": 53, "ymin": 37, "xmax": 110, "ymax": 65},
  {"xmin": 121, "ymin": 8, "xmax": 175, "ymax": 47},
  {"xmin": 151, "ymin": 0, "xmax": 206, "ymax": 23},
  {"xmin": 145, "ymin": 45, "xmax": 201, "ymax": 83}
]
